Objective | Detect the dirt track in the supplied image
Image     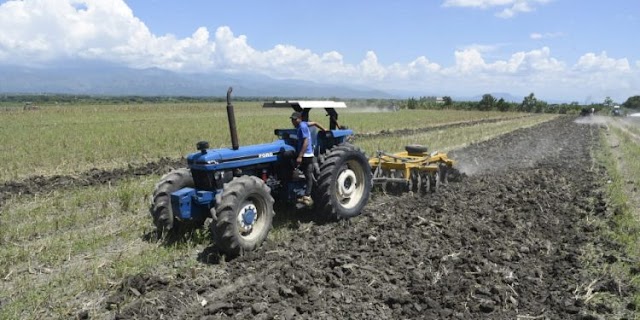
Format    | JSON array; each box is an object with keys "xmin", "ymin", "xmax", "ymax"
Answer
[
  {"xmin": 353, "ymin": 114, "xmax": 534, "ymax": 139},
  {"xmin": 0, "ymin": 157, "xmax": 185, "ymax": 211},
  {"xmin": 100, "ymin": 116, "xmax": 636, "ymax": 319}
]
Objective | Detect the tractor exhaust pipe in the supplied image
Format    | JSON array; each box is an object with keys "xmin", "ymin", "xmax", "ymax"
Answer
[{"xmin": 226, "ymin": 87, "xmax": 239, "ymax": 150}]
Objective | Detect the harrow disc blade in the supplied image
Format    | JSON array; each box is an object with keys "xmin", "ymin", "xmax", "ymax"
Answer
[
  {"xmin": 420, "ymin": 173, "xmax": 431, "ymax": 193},
  {"xmin": 385, "ymin": 180, "xmax": 408, "ymax": 195},
  {"xmin": 409, "ymin": 169, "xmax": 421, "ymax": 194}
]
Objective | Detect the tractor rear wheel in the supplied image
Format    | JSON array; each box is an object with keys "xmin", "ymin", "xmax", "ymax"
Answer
[
  {"xmin": 316, "ymin": 143, "xmax": 372, "ymax": 219},
  {"xmin": 211, "ymin": 176, "xmax": 274, "ymax": 257},
  {"xmin": 151, "ymin": 168, "xmax": 195, "ymax": 234}
]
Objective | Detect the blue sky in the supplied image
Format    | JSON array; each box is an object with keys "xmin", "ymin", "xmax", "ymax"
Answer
[{"xmin": 0, "ymin": 0, "xmax": 638, "ymax": 102}]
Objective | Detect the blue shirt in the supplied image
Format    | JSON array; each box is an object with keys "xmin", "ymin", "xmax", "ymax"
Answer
[{"xmin": 296, "ymin": 121, "xmax": 314, "ymax": 157}]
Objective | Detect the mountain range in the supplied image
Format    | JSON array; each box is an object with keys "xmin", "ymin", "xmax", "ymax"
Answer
[
  {"xmin": 0, "ymin": 65, "xmax": 394, "ymax": 99},
  {"xmin": 0, "ymin": 65, "xmax": 556, "ymax": 103}
]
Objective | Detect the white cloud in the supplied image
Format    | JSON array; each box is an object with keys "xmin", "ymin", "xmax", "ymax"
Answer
[
  {"xmin": 0, "ymin": 0, "xmax": 637, "ymax": 102},
  {"xmin": 565, "ymin": 53, "xmax": 636, "ymax": 101},
  {"xmin": 449, "ymin": 46, "xmax": 564, "ymax": 74},
  {"xmin": 575, "ymin": 52, "xmax": 631, "ymax": 72},
  {"xmin": 442, "ymin": 0, "xmax": 551, "ymax": 18},
  {"xmin": 496, "ymin": 1, "xmax": 533, "ymax": 18},
  {"xmin": 452, "ymin": 49, "xmax": 486, "ymax": 73},
  {"xmin": 358, "ymin": 51, "xmax": 387, "ymax": 81},
  {"xmin": 530, "ymin": 32, "xmax": 564, "ymax": 40},
  {"xmin": 460, "ymin": 43, "xmax": 502, "ymax": 53},
  {"xmin": 443, "ymin": 0, "xmax": 515, "ymax": 9},
  {"xmin": 408, "ymin": 56, "xmax": 442, "ymax": 73},
  {"xmin": 0, "ymin": 0, "xmax": 151, "ymax": 64}
]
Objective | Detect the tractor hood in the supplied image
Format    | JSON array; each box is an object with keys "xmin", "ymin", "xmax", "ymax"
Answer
[{"xmin": 187, "ymin": 140, "xmax": 295, "ymax": 170}]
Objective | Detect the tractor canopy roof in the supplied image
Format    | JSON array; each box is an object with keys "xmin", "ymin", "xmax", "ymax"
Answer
[
  {"xmin": 264, "ymin": 101, "xmax": 347, "ymax": 130},
  {"xmin": 262, "ymin": 101, "xmax": 347, "ymax": 110}
]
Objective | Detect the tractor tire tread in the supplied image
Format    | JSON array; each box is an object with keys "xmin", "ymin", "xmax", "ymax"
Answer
[
  {"xmin": 315, "ymin": 143, "xmax": 372, "ymax": 220},
  {"xmin": 211, "ymin": 176, "xmax": 274, "ymax": 257},
  {"xmin": 150, "ymin": 168, "xmax": 194, "ymax": 233}
]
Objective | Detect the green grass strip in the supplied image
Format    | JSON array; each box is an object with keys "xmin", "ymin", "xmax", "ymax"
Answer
[{"xmin": 596, "ymin": 127, "xmax": 640, "ymax": 311}]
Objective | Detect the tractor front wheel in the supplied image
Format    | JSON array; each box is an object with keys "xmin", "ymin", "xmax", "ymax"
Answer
[
  {"xmin": 211, "ymin": 176, "xmax": 274, "ymax": 257},
  {"xmin": 151, "ymin": 168, "xmax": 195, "ymax": 234},
  {"xmin": 316, "ymin": 143, "xmax": 372, "ymax": 219}
]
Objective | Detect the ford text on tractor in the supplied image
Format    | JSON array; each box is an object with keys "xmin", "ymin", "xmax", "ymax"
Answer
[{"xmin": 150, "ymin": 88, "xmax": 372, "ymax": 256}]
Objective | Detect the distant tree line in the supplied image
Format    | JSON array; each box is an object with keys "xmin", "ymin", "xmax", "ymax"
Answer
[
  {"xmin": 0, "ymin": 94, "xmax": 405, "ymax": 107},
  {"xmin": 0, "ymin": 94, "xmax": 287, "ymax": 106},
  {"xmin": 1, "ymin": 93, "xmax": 639, "ymax": 115},
  {"xmin": 622, "ymin": 95, "xmax": 640, "ymax": 109},
  {"xmin": 402, "ymin": 93, "xmax": 640, "ymax": 115}
]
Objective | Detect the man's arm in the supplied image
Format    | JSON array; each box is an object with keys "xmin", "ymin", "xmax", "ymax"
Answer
[{"xmin": 307, "ymin": 121, "xmax": 327, "ymax": 131}]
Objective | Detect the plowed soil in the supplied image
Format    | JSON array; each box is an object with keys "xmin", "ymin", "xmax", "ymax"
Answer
[{"xmin": 97, "ymin": 116, "xmax": 637, "ymax": 319}]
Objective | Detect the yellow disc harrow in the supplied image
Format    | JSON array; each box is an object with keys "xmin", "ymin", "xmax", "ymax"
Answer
[{"xmin": 369, "ymin": 145, "xmax": 454, "ymax": 195}]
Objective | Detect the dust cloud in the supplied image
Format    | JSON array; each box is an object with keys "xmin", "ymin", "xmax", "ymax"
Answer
[
  {"xmin": 573, "ymin": 115, "xmax": 610, "ymax": 126},
  {"xmin": 345, "ymin": 101, "xmax": 399, "ymax": 113},
  {"xmin": 347, "ymin": 106, "xmax": 398, "ymax": 113},
  {"xmin": 621, "ymin": 114, "xmax": 640, "ymax": 126},
  {"xmin": 573, "ymin": 115, "xmax": 640, "ymax": 135},
  {"xmin": 449, "ymin": 118, "xmax": 576, "ymax": 177}
]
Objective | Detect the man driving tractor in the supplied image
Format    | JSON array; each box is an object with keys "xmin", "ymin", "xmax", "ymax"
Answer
[{"xmin": 289, "ymin": 111, "xmax": 326, "ymax": 207}]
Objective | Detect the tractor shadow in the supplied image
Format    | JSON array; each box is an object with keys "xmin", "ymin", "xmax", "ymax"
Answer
[
  {"xmin": 141, "ymin": 225, "xmax": 209, "ymax": 246},
  {"xmin": 141, "ymin": 225, "xmax": 225, "ymax": 264},
  {"xmin": 271, "ymin": 201, "xmax": 333, "ymax": 228},
  {"xmin": 142, "ymin": 202, "xmax": 337, "ymax": 265},
  {"xmin": 196, "ymin": 203, "xmax": 333, "ymax": 264}
]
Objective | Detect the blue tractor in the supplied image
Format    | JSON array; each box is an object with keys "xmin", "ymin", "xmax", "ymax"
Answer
[{"xmin": 151, "ymin": 88, "xmax": 372, "ymax": 256}]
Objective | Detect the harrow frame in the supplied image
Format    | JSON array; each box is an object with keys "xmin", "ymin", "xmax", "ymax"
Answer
[{"xmin": 369, "ymin": 145, "xmax": 454, "ymax": 194}]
